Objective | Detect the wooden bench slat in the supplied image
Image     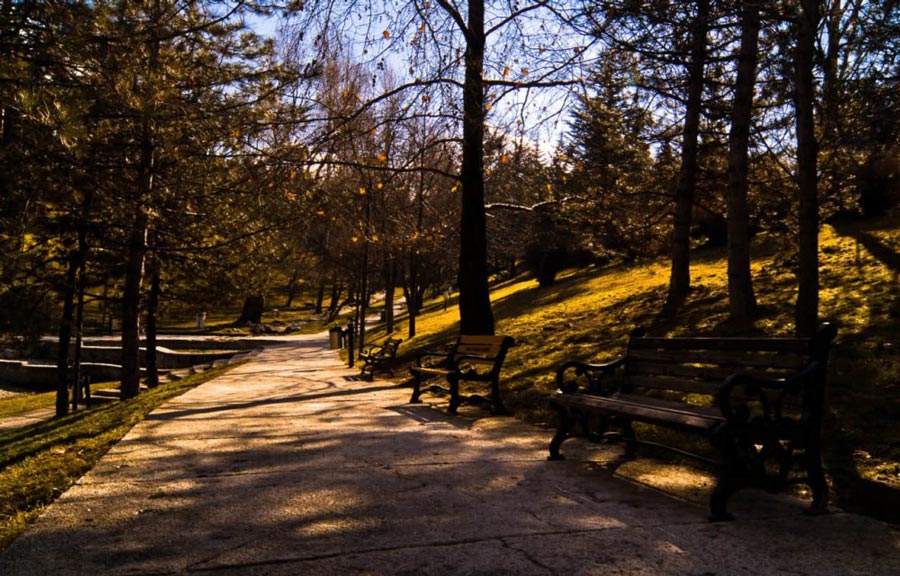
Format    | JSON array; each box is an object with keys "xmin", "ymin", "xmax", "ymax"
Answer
[
  {"xmin": 624, "ymin": 374, "xmax": 721, "ymax": 395},
  {"xmin": 553, "ymin": 393, "xmax": 723, "ymax": 431},
  {"xmin": 624, "ymin": 374, "xmax": 806, "ymax": 410},
  {"xmin": 629, "ymin": 336, "xmax": 812, "ymax": 354},
  {"xmin": 628, "ymin": 361, "xmax": 800, "ymax": 384},
  {"xmin": 627, "ymin": 349, "xmax": 808, "ymax": 370},
  {"xmin": 454, "ymin": 337, "xmax": 508, "ymax": 359}
]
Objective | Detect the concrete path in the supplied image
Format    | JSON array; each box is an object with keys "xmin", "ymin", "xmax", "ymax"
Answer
[{"xmin": 2, "ymin": 333, "xmax": 897, "ymax": 575}]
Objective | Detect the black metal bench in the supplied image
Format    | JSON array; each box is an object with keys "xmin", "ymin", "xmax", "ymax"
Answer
[
  {"xmin": 548, "ymin": 323, "xmax": 837, "ymax": 521},
  {"xmin": 409, "ymin": 335, "xmax": 515, "ymax": 414},
  {"xmin": 358, "ymin": 337, "xmax": 402, "ymax": 380}
]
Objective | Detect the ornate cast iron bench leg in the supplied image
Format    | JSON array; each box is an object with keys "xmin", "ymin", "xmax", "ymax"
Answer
[
  {"xmin": 447, "ymin": 373, "xmax": 461, "ymax": 414},
  {"xmin": 804, "ymin": 444, "xmax": 829, "ymax": 515},
  {"xmin": 409, "ymin": 372, "xmax": 424, "ymax": 404},
  {"xmin": 548, "ymin": 407, "xmax": 571, "ymax": 461},
  {"xmin": 490, "ymin": 378, "xmax": 509, "ymax": 415}
]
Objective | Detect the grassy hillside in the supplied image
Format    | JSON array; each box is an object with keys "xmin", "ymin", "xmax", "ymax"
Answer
[{"xmin": 367, "ymin": 216, "xmax": 900, "ymax": 520}]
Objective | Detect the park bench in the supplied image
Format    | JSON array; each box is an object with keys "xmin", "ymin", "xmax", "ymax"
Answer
[
  {"xmin": 548, "ymin": 323, "xmax": 837, "ymax": 521},
  {"xmin": 358, "ymin": 337, "xmax": 403, "ymax": 380},
  {"xmin": 409, "ymin": 335, "xmax": 515, "ymax": 415}
]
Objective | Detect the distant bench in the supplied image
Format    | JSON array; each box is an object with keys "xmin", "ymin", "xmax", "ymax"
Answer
[
  {"xmin": 358, "ymin": 337, "xmax": 402, "ymax": 380},
  {"xmin": 409, "ymin": 335, "xmax": 515, "ymax": 414},
  {"xmin": 548, "ymin": 323, "xmax": 837, "ymax": 521}
]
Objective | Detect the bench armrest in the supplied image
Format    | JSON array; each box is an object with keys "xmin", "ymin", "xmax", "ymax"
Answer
[
  {"xmin": 555, "ymin": 356, "xmax": 626, "ymax": 394},
  {"xmin": 717, "ymin": 361, "xmax": 822, "ymax": 425}
]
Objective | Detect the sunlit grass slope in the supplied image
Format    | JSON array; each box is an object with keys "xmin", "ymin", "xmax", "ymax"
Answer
[{"xmin": 367, "ymin": 216, "xmax": 900, "ymax": 512}]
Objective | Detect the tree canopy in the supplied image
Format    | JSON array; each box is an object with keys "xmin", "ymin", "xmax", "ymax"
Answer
[{"xmin": 2, "ymin": 0, "xmax": 899, "ymax": 405}]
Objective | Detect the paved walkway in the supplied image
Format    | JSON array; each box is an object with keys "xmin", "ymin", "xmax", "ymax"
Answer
[{"xmin": 1, "ymin": 333, "xmax": 898, "ymax": 575}]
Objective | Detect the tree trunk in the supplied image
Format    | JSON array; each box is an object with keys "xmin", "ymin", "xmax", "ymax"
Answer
[
  {"xmin": 456, "ymin": 0, "xmax": 495, "ymax": 335},
  {"xmin": 72, "ymin": 228, "xmax": 88, "ymax": 411},
  {"xmin": 314, "ymin": 280, "xmax": 326, "ymax": 314},
  {"xmin": 820, "ymin": 0, "xmax": 847, "ymax": 213},
  {"xmin": 358, "ymin": 196, "xmax": 371, "ymax": 354},
  {"xmin": 406, "ymin": 250, "xmax": 418, "ymax": 338},
  {"xmin": 145, "ymin": 259, "xmax": 161, "ymax": 388},
  {"xmin": 663, "ymin": 0, "xmax": 710, "ymax": 315},
  {"xmin": 795, "ymin": 0, "xmax": 820, "ymax": 336},
  {"xmin": 237, "ymin": 294, "xmax": 265, "ymax": 324},
  {"xmin": 407, "ymin": 143, "xmax": 427, "ymax": 339},
  {"xmin": 122, "ymin": 8, "xmax": 160, "ymax": 400},
  {"xmin": 357, "ymin": 283, "xmax": 368, "ymax": 356},
  {"xmin": 285, "ymin": 268, "xmax": 300, "ymax": 308},
  {"xmin": 725, "ymin": 0, "xmax": 760, "ymax": 329},
  {"xmin": 55, "ymin": 247, "xmax": 80, "ymax": 417},
  {"xmin": 384, "ymin": 256, "xmax": 396, "ymax": 334},
  {"xmin": 120, "ymin": 209, "xmax": 147, "ymax": 400},
  {"xmin": 327, "ymin": 282, "xmax": 342, "ymax": 317}
]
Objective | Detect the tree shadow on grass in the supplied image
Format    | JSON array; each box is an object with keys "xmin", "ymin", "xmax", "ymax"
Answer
[{"xmin": 834, "ymin": 223, "xmax": 900, "ymax": 273}]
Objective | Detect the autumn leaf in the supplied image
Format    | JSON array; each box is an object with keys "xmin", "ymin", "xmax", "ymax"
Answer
[
  {"xmin": 503, "ymin": 66, "xmax": 510, "ymax": 77},
  {"xmin": 383, "ymin": 30, "xmax": 390, "ymax": 39},
  {"xmin": 522, "ymin": 68, "xmax": 529, "ymax": 76},
  {"xmin": 377, "ymin": 153, "xmax": 387, "ymax": 162},
  {"xmin": 500, "ymin": 154, "xmax": 509, "ymax": 164}
]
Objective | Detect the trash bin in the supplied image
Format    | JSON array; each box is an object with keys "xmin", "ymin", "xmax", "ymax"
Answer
[{"xmin": 328, "ymin": 326, "xmax": 344, "ymax": 349}]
